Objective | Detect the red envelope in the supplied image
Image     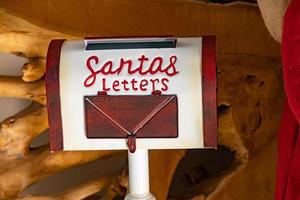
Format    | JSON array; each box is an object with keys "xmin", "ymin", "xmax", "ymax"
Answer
[{"xmin": 84, "ymin": 93, "xmax": 178, "ymax": 152}]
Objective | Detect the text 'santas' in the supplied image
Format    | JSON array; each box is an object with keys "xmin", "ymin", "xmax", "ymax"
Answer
[{"xmin": 84, "ymin": 54, "xmax": 179, "ymax": 92}]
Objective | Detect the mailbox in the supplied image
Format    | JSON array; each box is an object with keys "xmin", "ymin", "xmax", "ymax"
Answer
[{"xmin": 45, "ymin": 37, "xmax": 217, "ymax": 152}]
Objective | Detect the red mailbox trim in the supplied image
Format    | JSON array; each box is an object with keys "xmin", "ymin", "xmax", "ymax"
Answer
[
  {"xmin": 202, "ymin": 36, "xmax": 217, "ymax": 148},
  {"xmin": 46, "ymin": 39, "xmax": 66, "ymax": 152}
]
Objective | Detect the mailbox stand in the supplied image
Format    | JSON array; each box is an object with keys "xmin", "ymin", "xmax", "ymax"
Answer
[
  {"xmin": 125, "ymin": 149, "xmax": 156, "ymax": 200},
  {"xmin": 46, "ymin": 37, "xmax": 217, "ymax": 200}
]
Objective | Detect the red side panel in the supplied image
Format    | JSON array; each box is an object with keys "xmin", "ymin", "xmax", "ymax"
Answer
[
  {"xmin": 45, "ymin": 39, "xmax": 66, "ymax": 152},
  {"xmin": 202, "ymin": 36, "xmax": 217, "ymax": 148}
]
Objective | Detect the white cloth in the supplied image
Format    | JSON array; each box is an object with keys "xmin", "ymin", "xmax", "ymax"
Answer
[{"xmin": 257, "ymin": 0, "xmax": 291, "ymax": 43}]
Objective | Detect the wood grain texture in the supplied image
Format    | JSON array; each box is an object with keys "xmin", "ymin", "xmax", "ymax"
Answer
[
  {"xmin": 15, "ymin": 175, "xmax": 123, "ymax": 200},
  {"xmin": 0, "ymin": 0, "xmax": 280, "ymax": 58},
  {"xmin": 150, "ymin": 149, "xmax": 186, "ymax": 200},
  {"xmin": 22, "ymin": 57, "xmax": 46, "ymax": 82},
  {"xmin": 0, "ymin": 75, "xmax": 45, "ymax": 105}
]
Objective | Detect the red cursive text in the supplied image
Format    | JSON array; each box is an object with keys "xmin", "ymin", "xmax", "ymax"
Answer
[{"xmin": 84, "ymin": 54, "xmax": 178, "ymax": 87}]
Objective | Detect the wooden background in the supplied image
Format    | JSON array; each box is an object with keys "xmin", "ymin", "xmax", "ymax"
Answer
[{"xmin": 0, "ymin": 1, "xmax": 283, "ymax": 199}]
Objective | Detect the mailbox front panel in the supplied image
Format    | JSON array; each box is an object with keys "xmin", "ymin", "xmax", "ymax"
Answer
[{"xmin": 46, "ymin": 37, "xmax": 217, "ymax": 151}]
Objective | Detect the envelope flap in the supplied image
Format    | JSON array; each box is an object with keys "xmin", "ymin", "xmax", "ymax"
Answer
[{"xmin": 85, "ymin": 95, "xmax": 175, "ymax": 134}]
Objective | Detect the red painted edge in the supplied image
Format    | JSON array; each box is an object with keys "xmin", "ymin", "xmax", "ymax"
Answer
[
  {"xmin": 202, "ymin": 36, "xmax": 217, "ymax": 148},
  {"xmin": 45, "ymin": 39, "xmax": 66, "ymax": 152}
]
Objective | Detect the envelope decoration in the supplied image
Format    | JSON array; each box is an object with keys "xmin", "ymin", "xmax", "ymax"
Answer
[{"xmin": 84, "ymin": 93, "xmax": 178, "ymax": 152}]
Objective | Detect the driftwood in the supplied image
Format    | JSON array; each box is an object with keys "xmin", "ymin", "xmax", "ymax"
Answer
[
  {"xmin": 15, "ymin": 176, "xmax": 125, "ymax": 200},
  {"xmin": 0, "ymin": 1, "xmax": 283, "ymax": 200}
]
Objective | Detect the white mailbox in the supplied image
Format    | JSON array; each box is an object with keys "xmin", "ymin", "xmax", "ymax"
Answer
[
  {"xmin": 45, "ymin": 36, "xmax": 217, "ymax": 200},
  {"xmin": 45, "ymin": 37, "xmax": 217, "ymax": 152}
]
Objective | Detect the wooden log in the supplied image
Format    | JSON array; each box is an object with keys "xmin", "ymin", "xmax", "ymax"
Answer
[
  {"xmin": 0, "ymin": 1, "xmax": 280, "ymax": 58},
  {"xmin": 22, "ymin": 57, "xmax": 46, "ymax": 82},
  {"xmin": 0, "ymin": 76, "xmax": 45, "ymax": 105}
]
